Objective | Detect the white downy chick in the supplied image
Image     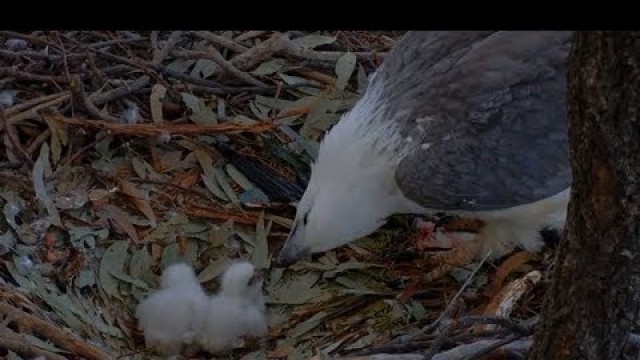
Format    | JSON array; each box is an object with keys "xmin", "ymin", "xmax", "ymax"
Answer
[
  {"xmin": 135, "ymin": 263, "xmax": 208, "ymax": 355},
  {"xmin": 196, "ymin": 261, "xmax": 268, "ymax": 353}
]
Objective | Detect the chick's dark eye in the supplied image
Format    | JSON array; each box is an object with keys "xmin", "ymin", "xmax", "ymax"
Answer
[{"xmin": 303, "ymin": 212, "xmax": 309, "ymax": 225}]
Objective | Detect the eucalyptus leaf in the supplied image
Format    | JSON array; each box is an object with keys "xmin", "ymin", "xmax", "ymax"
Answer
[
  {"xmin": 191, "ymin": 59, "xmax": 219, "ymax": 78},
  {"xmin": 197, "ymin": 257, "xmax": 232, "ymax": 283},
  {"xmin": 24, "ymin": 334, "xmax": 66, "ymax": 353},
  {"xmin": 32, "ymin": 143, "xmax": 61, "ymax": 227},
  {"xmin": 213, "ymin": 166, "xmax": 240, "ymax": 207},
  {"xmin": 267, "ymin": 272, "xmax": 325, "ymax": 305},
  {"xmin": 290, "ymin": 34, "xmax": 336, "ymax": 49},
  {"xmin": 160, "ymin": 242, "xmax": 198, "ymax": 269},
  {"xmin": 129, "ymin": 247, "xmax": 153, "ymax": 284},
  {"xmin": 195, "ymin": 149, "xmax": 228, "ymax": 201},
  {"xmin": 98, "ymin": 240, "xmax": 130, "ymax": 299},
  {"xmin": 181, "ymin": 92, "xmax": 217, "ymax": 125},
  {"xmin": 251, "ymin": 58, "xmax": 286, "ymax": 76},
  {"xmin": 251, "ymin": 215, "xmax": 271, "ymax": 269},
  {"xmin": 335, "ymin": 52, "xmax": 357, "ymax": 91},
  {"xmin": 290, "ymin": 311, "xmax": 330, "ymax": 338},
  {"xmin": 225, "ymin": 164, "xmax": 255, "ymax": 190},
  {"xmin": 75, "ymin": 270, "xmax": 96, "ymax": 288}
]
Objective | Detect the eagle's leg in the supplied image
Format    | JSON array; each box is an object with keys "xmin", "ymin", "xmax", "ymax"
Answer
[
  {"xmin": 422, "ymin": 241, "xmax": 481, "ymax": 282},
  {"xmin": 410, "ymin": 214, "xmax": 485, "ymax": 250},
  {"xmin": 411, "ymin": 215, "xmax": 487, "ymax": 282}
]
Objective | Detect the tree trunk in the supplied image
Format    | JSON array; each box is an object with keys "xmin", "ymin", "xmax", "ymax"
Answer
[{"xmin": 528, "ymin": 32, "xmax": 640, "ymax": 360}]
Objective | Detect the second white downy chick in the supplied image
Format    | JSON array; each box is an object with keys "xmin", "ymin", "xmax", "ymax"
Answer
[
  {"xmin": 136, "ymin": 263, "xmax": 208, "ymax": 355},
  {"xmin": 196, "ymin": 261, "xmax": 268, "ymax": 353}
]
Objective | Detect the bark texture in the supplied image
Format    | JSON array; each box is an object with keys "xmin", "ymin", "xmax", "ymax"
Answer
[{"xmin": 529, "ymin": 31, "xmax": 640, "ymax": 360}]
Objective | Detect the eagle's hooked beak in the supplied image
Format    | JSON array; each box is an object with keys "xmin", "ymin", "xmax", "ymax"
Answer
[{"xmin": 274, "ymin": 222, "xmax": 311, "ymax": 267}]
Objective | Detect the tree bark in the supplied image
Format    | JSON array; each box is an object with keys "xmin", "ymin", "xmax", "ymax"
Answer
[{"xmin": 528, "ymin": 32, "xmax": 640, "ymax": 360}]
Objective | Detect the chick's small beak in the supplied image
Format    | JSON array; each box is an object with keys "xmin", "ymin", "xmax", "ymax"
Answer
[{"xmin": 274, "ymin": 226, "xmax": 311, "ymax": 267}]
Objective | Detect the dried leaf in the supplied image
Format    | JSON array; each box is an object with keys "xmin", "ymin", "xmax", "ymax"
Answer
[
  {"xmin": 181, "ymin": 92, "xmax": 217, "ymax": 125},
  {"xmin": 24, "ymin": 334, "xmax": 65, "ymax": 353},
  {"xmin": 32, "ymin": 143, "xmax": 61, "ymax": 227},
  {"xmin": 119, "ymin": 180, "xmax": 157, "ymax": 226},
  {"xmin": 278, "ymin": 73, "xmax": 321, "ymax": 94},
  {"xmin": 109, "ymin": 271, "xmax": 150, "ymax": 289},
  {"xmin": 99, "ymin": 204, "xmax": 139, "ymax": 243},
  {"xmin": 251, "ymin": 214, "xmax": 271, "ymax": 269},
  {"xmin": 239, "ymin": 188, "xmax": 270, "ymax": 206},
  {"xmin": 191, "ymin": 59, "xmax": 219, "ymax": 79},
  {"xmin": 291, "ymin": 34, "xmax": 336, "ymax": 49},
  {"xmin": 195, "ymin": 149, "xmax": 228, "ymax": 201},
  {"xmin": 99, "ymin": 240, "xmax": 130, "ymax": 299},
  {"xmin": 160, "ymin": 242, "xmax": 198, "ymax": 269},
  {"xmin": 213, "ymin": 166, "xmax": 240, "ymax": 207},
  {"xmin": 150, "ymin": 84, "xmax": 167, "ymax": 124},
  {"xmin": 249, "ymin": 99, "xmax": 272, "ymax": 119},
  {"xmin": 159, "ymin": 151, "xmax": 186, "ymax": 172},
  {"xmin": 197, "ymin": 256, "xmax": 232, "ymax": 283},
  {"xmin": 251, "ymin": 58, "xmax": 286, "ymax": 76},
  {"xmin": 67, "ymin": 227, "xmax": 108, "ymax": 250},
  {"xmin": 279, "ymin": 124, "xmax": 319, "ymax": 160},
  {"xmin": 323, "ymin": 261, "xmax": 382, "ymax": 278},
  {"xmin": 335, "ymin": 52, "xmax": 357, "ymax": 91},
  {"xmin": 75, "ymin": 269, "xmax": 95, "ymax": 288},
  {"xmin": 0, "ymin": 230, "xmax": 16, "ymax": 255},
  {"xmin": 290, "ymin": 311, "xmax": 330, "ymax": 338},
  {"xmin": 269, "ymin": 345, "xmax": 295, "ymax": 358},
  {"xmin": 6, "ymin": 351, "xmax": 23, "ymax": 360},
  {"xmin": 43, "ymin": 114, "xmax": 68, "ymax": 165},
  {"xmin": 166, "ymin": 59, "xmax": 194, "ymax": 73},
  {"xmin": 357, "ymin": 64, "xmax": 368, "ymax": 94},
  {"xmin": 131, "ymin": 157, "xmax": 148, "ymax": 179},
  {"xmin": 130, "ymin": 247, "xmax": 153, "ymax": 285},
  {"xmin": 344, "ymin": 333, "xmax": 376, "ymax": 351},
  {"xmin": 225, "ymin": 164, "xmax": 255, "ymax": 190},
  {"xmin": 268, "ymin": 272, "xmax": 325, "ymax": 305},
  {"xmin": 171, "ymin": 168, "xmax": 200, "ymax": 188}
]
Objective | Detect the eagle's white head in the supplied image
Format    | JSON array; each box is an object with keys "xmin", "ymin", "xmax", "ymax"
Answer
[{"xmin": 275, "ymin": 86, "xmax": 419, "ymax": 266}]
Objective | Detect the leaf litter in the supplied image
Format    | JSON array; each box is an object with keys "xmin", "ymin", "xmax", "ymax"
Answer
[{"xmin": 0, "ymin": 30, "xmax": 554, "ymax": 360}]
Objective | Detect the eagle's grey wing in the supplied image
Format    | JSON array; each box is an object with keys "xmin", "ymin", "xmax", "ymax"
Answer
[{"xmin": 380, "ymin": 31, "xmax": 572, "ymax": 211}]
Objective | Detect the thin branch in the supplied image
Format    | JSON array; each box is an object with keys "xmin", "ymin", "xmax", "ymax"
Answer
[
  {"xmin": 173, "ymin": 48, "xmax": 268, "ymax": 87},
  {"xmin": 192, "ymin": 31, "xmax": 249, "ymax": 53},
  {"xmin": 0, "ymin": 302, "xmax": 113, "ymax": 360}
]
